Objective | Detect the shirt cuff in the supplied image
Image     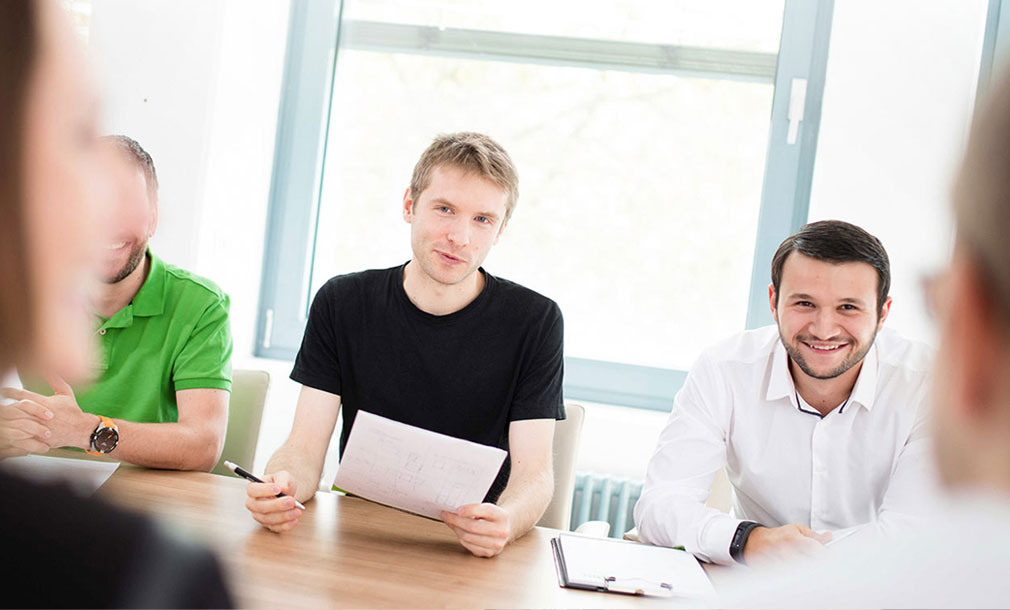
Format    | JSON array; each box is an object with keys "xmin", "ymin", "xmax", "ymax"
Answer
[
  {"xmin": 698, "ymin": 515, "xmax": 745, "ymax": 565},
  {"xmin": 174, "ymin": 378, "xmax": 232, "ymax": 392}
]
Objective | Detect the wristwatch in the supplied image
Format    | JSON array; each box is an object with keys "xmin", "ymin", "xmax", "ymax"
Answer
[
  {"xmin": 86, "ymin": 415, "xmax": 119, "ymax": 455},
  {"xmin": 729, "ymin": 521, "xmax": 763, "ymax": 564}
]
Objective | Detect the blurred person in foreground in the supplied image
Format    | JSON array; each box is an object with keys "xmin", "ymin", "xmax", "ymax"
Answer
[
  {"xmin": 721, "ymin": 65, "xmax": 1010, "ymax": 610},
  {"xmin": 0, "ymin": 0, "xmax": 231, "ymax": 606}
]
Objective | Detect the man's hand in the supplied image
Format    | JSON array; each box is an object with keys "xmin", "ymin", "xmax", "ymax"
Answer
[
  {"xmin": 441, "ymin": 503, "xmax": 513, "ymax": 558},
  {"xmin": 0, "ymin": 376, "xmax": 95, "ymax": 450},
  {"xmin": 245, "ymin": 471, "xmax": 304, "ymax": 533},
  {"xmin": 743, "ymin": 524, "xmax": 832, "ymax": 566},
  {"xmin": 0, "ymin": 399, "xmax": 54, "ymax": 458}
]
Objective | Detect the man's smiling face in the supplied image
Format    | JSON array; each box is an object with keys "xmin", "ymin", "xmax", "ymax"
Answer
[{"xmin": 771, "ymin": 252, "xmax": 889, "ymax": 381}]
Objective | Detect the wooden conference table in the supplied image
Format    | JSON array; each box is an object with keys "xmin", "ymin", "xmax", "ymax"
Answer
[{"xmin": 86, "ymin": 459, "xmax": 728, "ymax": 608}]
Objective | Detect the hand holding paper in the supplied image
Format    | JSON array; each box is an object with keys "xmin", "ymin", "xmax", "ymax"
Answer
[
  {"xmin": 333, "ymin": 411, "xmax": 507, "ymax": 521},
  {"xmin": 441, "ymin": 502, "xmax": 512, "ymax": 558}
]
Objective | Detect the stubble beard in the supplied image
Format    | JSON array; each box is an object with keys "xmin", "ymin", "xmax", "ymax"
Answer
[
  {"xmin": 104, "ymin": 242, "xmax": 147, "ymax": 284},
  {"xmin": 779, "ymin": 329, "xmax": 877, "ymax": 380}
]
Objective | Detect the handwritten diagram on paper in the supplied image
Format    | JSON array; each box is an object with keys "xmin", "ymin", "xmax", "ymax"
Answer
[{"xmin": 333, "ymin": 411, "xmax": 507, "ymax": 520}]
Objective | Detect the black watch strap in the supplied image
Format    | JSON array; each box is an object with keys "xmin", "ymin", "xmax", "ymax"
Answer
[{"xmin": 729, "ymin": 521, "xmax": 763, "ymax": 563}]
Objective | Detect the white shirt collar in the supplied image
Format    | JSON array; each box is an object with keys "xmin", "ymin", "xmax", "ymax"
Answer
[{"xmin": 765, "ymin": 336, "xmax": 880, "ymax": 413}]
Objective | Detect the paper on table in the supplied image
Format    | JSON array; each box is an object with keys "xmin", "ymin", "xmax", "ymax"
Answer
[
  {"xmin": 0, "ymin": 454, "xmax": 119, "ymax": 496},
  {"xmin": 823, "ymin": 526, "xmax": 861, "ymax": 547},
  {"xmin": 333, "ymin": 411, "xmax": 507, "ymax": 520},
  {"xmin": 555, "ymin": 533, "xmax": 716, "ymax": 600}
]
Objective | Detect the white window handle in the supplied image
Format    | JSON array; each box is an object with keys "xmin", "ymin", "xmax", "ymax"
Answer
[{"xmin": 787, "ymin": 77, "xmax": 808, "ymax": 144}]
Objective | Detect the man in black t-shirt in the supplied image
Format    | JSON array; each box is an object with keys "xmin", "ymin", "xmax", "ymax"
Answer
[{"xmin": 245, "ymin": 132, "xmax": 565, "ymax": 557}]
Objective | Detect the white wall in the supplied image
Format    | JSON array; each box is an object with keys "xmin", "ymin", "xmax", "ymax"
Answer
[
  {"xmin": 807, "ymin": 0, "xmax": 989, "ymax": 346},
  {"xmin": 90, "ymin": 1, "xmax": 224, "ymax": 272},
  {"xmin": 90, "ymin": 0, "xmax": 290, "ymax": 359}
]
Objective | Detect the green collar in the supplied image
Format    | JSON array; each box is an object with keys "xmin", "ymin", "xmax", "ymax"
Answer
[
  {"xmin": 100, "ymin": 250, "xmax": 166, "ymax": 330},
  {"xmin": 131, "ymin": 250, "xmax": 167, "ymax": 317}
]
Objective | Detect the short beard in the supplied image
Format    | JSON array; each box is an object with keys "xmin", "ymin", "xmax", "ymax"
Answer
[
  {"xmin": 105, "ymin": 243, "xmax": 147, "ymax": 284},
  {"xmin": 780, "ymin": 330, "xmax": 876, "ymax": 380}
]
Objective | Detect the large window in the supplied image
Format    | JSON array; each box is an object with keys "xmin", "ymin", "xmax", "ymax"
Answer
[{"xmin": 257, "ymin": 0, "xmax": 836, "ymax": 409}]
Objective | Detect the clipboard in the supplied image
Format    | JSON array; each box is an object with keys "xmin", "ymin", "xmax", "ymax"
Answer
[{"xmin": 551, "ymin": 533, "xmax": 715, "ymax": 600}]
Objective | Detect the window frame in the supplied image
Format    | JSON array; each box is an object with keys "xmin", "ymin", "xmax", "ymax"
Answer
[
  {"xmin": 255, "ymin": 0, "xmax": 836, "ymax": 411},
  {"xmin": 978, "ymin": 0, "xmax": 1010, "ymax": 99}
]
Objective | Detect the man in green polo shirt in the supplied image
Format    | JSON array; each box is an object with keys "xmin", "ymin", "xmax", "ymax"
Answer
[{"xmin": 0, "ymin": 135, "xmax": 232, "ymax": 471}]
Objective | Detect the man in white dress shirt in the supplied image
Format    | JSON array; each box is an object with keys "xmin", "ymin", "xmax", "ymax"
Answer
[
  {"xmin": 634, "ymin": 219, "xmax": 936, "ymax": 566},
  {"xmin": 718, "ymin": 65, "xmax": 1010, "ymax": 610}
]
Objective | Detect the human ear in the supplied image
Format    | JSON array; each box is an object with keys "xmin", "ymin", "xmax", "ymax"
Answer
[
  {"xmin": 402, "ymin": 188, "xmax": 414, "ymax": 223},
  {"xmin": 876, "ymin": 296, "xmax": 893, "ymax": 331},
  {"xmin": 768, "ymin": 283, "xmax": 778, "ymax": 323},
  {"xmin": 149, "ymin": 200, "xmax": 159, "ymax": 237}
]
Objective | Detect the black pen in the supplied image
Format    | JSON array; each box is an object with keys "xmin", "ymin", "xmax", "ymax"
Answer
[{"xmin": 224, "ymin": 460, "xmax": 307, "ymax": 510}]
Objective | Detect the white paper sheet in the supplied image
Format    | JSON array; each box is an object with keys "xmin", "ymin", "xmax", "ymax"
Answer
[
  {"xmin": 556, "ymin": 533, "xmax": 716, "ymax": 600},
  {"xmin": 0, "ymin": 454, "xmax": 120, "ymax": 496},
  {"xmin": 333, "ymin": 411, "xmax": 507, "ymax": 520}
]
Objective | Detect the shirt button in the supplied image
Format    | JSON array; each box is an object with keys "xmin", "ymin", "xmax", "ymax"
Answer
[{"xmin": 98, "ymin": 329, "xmax": 107, "ymax": 335}]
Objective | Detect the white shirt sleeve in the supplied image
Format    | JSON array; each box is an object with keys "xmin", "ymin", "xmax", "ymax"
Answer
[{"xmin": 633, "ymin": 353, "xmax": 743, "ymax": 565}]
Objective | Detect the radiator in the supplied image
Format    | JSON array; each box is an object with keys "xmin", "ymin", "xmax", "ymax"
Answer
[{"xmin": 569, "ymin": 472, "xmax": 643, "ymax": 538}]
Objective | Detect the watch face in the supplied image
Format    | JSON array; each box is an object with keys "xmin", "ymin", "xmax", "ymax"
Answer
[{"xmin": 93, "ymin": 427, "xmax": 118, "ymax": 453}]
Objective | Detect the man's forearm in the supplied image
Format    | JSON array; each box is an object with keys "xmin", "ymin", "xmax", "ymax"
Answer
[
  {"xmin": 635, "ymin": 486, "xmax": 744, "ymax": 564},
  {"xmin": 496, "ymin": 466, "xmax": 554, "ymax": 541},
  {"xmin": 88, "ymin": 419, "xmax": 224, "ymax": 471},
  {"xmin": 264, "ymin": 443, "xmax": 324, "ymax": 503}
]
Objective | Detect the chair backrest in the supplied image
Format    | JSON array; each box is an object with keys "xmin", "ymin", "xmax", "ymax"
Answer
[
  {"xmin": 537, "ymin": 402, "xmax": 586, "ymax": 530},
  {"xmin": 211, "ymin": 369, "xmax": 270, "ymax": 476}
]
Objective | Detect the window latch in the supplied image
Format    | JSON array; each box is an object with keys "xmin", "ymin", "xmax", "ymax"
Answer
[
  {"xmin": 787, "ymin": 77, "xmax": 808, "ymax": 145},
  {"xmin": 262, "ymin": 308, "xmax": 274, "ymax": 350}
]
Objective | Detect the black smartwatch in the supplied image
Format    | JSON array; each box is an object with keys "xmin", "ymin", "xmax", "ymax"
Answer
[{"xmin": 729, "ymin": 521, "xmax": 763, "ymax": 563}]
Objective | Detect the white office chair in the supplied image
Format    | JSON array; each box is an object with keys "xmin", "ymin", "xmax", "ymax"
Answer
[
  {"xmin": 212, "ymin": 369, "xmax": 270, "ymax": 476},
  {"xmin": 537, "ymin": 403, "xmax": 586, "ymax": 530}
]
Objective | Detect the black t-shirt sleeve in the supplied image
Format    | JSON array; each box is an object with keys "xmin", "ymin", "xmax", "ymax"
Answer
[
  {"xmin": 290, "ymin": 281, "xmax": 343, "ymax": 396},
  {"xmin": 509, "ymin": 302, "xmax": 566, "ymax": 421}
]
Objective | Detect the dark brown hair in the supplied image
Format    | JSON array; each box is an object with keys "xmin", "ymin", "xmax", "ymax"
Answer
[
  {"xmin": 771, "ymin": 220, "xmax": 891, "ymax": 313},
  {"xmin": 0, "ymin": 0, "xmax": 37, "ymax": 372}
]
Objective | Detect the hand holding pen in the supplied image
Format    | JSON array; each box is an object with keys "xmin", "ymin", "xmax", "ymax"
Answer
[{"xmin": 228, "ymin": 461, "xmax": 308, "ymax": 533}]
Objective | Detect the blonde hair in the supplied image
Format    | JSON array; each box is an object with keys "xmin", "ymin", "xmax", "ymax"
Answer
[
  {"xmin": 953, "ymin": 65, "xmax": 1010, "ymax": 324},
  {"xmin": 409, "ymin": 132, "xmax": 519, "ymax": 222}
]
